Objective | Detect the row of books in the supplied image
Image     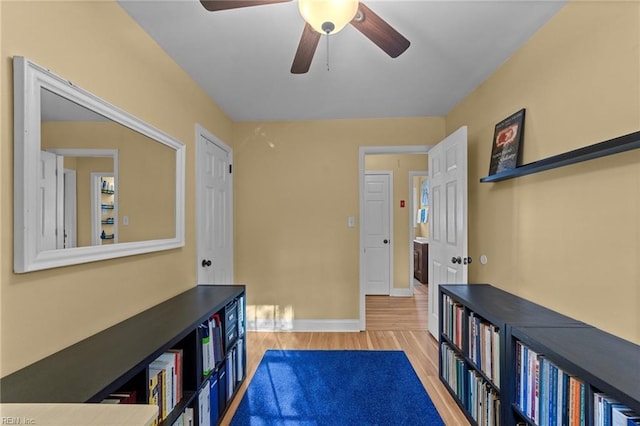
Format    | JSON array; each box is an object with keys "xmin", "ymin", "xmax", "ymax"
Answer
[
  {"xmin": 468, "ymin": 312, "xmax": 500, "ymax": 385},
  {"xmin": 441, "ymin": 342, "xmax": 467, "ymax": 402},
  {"xmin": 226, "ymin": 339, "xmax": 245, "ymax": 401},
  {"xmin": 441, "ymin": 342, "xmax": 500, "ymax": 426},
  {"xmin": 442, "ymin": 294, "xmax": 465, "ymax": 348},
  {"xmin": 442, "ymin": 295, "xmax": 501, "ymax": 384},
  {"xmin": 197, "ymin": 339, "xmax": 245, "ymax": 426},
  {"xmin": 237, "ymin": 296, "xmax": 245, "ymax": 338},
  {"xmin": 468, "ymin": 369, "xmax": 500, "ymax": 426},
  {"xmin": 149, "ymin": 349, "xmax": 184, "ymax": 425},
  {"xmin": 593, "ymin": 393, "xmax": 640, "ymax": 426},
  {"xmin": 516, "ymin": 340, "xmax": 585, "ymax": 426},
  {"xmin": 201, "ymin": 314, "xmax": 224, "ymax": 377}
]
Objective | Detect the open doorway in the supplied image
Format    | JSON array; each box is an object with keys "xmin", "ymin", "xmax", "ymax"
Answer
[
  {"xmin": 359, "ymin": 146, "xmax": 431, "ymax": 331},
  {"xmin": 410, "ymin": 171, "xmax": 429, "ymax": 286}
]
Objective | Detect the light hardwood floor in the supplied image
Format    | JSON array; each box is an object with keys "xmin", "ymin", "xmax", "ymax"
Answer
[{"xmin": 220, "ymin": 283, "xmax": 469, "ymax": 425}]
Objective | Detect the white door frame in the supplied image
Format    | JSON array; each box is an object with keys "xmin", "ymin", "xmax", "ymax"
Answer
[
  {"xmin": 195, "ymin": 124, "xmax": 234, "ymax": 284},
  {"xmin": 359, "ymin": 145, "xmax": 431, "ymax": 330},
  {"xmin": 408, "ymin": 170, "xmax": 428, "ymax": 295}
]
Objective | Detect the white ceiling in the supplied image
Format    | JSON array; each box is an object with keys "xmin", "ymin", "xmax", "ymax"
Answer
[{"xmin": 117, "ymin": 0, "xmax": 567, "ymax": 122}]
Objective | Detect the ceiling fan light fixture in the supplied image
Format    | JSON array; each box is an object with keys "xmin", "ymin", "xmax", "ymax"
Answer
[{"xmin": 298, "ymin": 0, "xmax": 359, "ymax": 34}]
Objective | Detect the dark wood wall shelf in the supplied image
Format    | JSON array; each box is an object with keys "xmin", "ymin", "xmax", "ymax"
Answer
[{"xmin": 480, "ymin": 130, "xmax": 640, "ymax": 183}]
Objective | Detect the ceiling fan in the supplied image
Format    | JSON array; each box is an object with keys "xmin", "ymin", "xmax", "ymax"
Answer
[{"xmin": 200, "ymin": 0, "xmax": 410, "ymax": 74}]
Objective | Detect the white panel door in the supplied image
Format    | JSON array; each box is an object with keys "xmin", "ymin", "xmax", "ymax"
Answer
[
  {"xmin": 364, "ymin": 172, "xmax": 392, "ymax": 295},
  {"xmin": 428, "ymin": 126, "xmax": 468, "ymax": 337},
  {"xmin": 197, "ymin": 129, "xmax": 233, "ymax": 284},
  {"xmin": 38, "ymin": 151, "xmax": 63, "ymax": 251}
]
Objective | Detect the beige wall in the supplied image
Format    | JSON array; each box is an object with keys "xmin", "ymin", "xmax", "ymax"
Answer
[
  {"xmin": 365, "ymin": 154, "xmax": 428, "ymax": 289},
  {"xmin": 1, "ymin": 0, "xmax": 233, "ymax": 375},
  {"xmin": 446, "ymin": 1, "xmax": 640, "ymax": 343},
  {"xmin": 233, "ymin": 119, "xmax": 444, "ymax": 323}
]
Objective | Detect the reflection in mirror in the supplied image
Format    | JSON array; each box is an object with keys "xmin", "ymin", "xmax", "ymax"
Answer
[
  {"xmin": 40, "ymin": 89, "xmax": 176, "ymax": 248},
  {"xmin": 14, "ymin": 56, "xmax": 185, "ymax": 273}
]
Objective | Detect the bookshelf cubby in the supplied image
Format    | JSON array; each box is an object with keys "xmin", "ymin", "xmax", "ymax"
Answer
[
  {"xmin": 511, "ymin": 326, "xmax": 640, "ymax": 426},
  {"xmin": 439, "ymin": 284, "xmax": 585, "ymax": 426},
  {"xmin": 0, "ymin": 284, "xmax": 246, "ymax": 426}
]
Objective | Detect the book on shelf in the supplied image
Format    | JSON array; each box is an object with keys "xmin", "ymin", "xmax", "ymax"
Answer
[
  {"xmin": 202, "ymin": 315, "xmax": 225, "ymax": 378},
  {"xmin": 211, "ymin": 314, "xmax": 224, "ymax": 365},
  {"xmin": 198, "ymin": 382, "xmax": 211, "ymax": 426},
  {"xmin": 218, "ymin": 366, "xmax": 227, "ymax": 416},
  {"xmin": 148, "ymin": 367, "xmax": 165, "ymax": 423},
  {"xmin": 467, "ymin": 368, "xmax": 499, "ymax": 426},
  {"xmin": 170, "ymin": 408, "xmax": 194, "ymax": 426},
  {"xmin": 209, "ymin": 374, "xmax": 220, "ymax": 425},
  {"xmin": 151, "ymin": 353, "xmax": 178, "ymax": 415},
  {"xmin": 612, "ymin": 406, "xmax": 640, "ymax": 426},
  {"xmin": 594, "ymin": 393, "xmax": 640, "ymax": 426},
  {"xmin": 236, "ymin": 338, "xmax": 245, "ymax": 383},
  {"xmin": 237, "ymin": 296, "xmax": 245, "ymax": 337},
  {"xmin": 201, "ymin": 321, "xmax": 213, "ymax": 377},
  {"xmin": 101, "ymin": 391, "xmax": 137, "ymax": 404},
  {"xmin": 467, "ymin": 312, "xmax": 500, "ymax": 384},
  {"xmin": 156, "ymin": 351, "xmax": 181, "ymax": 408},
  {"xmin": 166, "ymin": 348, "xmax": 184, "ymax": 402},
  {"xmin": 226, "ymin": 349, "xmax": 235, "ymax": 401},
  {"xmin": 440, "ymin": 342, "xmax": 467, "ymax": 402}
]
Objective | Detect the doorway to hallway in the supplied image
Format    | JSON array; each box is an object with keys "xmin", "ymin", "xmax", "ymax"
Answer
[{"xmin": 359, "ymin": 146, "xmax": 431, "ymax": 331}]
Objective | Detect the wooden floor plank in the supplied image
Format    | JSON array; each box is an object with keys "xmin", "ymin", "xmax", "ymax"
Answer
[{"xmin": 220, "ymin": 283, "xmax": 469, "ymax": 425}]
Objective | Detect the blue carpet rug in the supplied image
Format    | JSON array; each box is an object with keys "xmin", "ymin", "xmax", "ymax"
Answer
[{"xmin": 230, "ymin": 350, "xmax": 445, "ymax": 425}]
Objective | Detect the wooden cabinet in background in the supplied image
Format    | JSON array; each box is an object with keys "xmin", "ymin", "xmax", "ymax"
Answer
[{"xmin": 413, "ymin": 241, "xmax": 428, "ymax": 284}]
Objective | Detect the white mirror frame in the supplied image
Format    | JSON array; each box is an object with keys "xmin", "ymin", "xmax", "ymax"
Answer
[{"xmin": 14, "ymin": 56, "xmax": 185, "ymax": 273}]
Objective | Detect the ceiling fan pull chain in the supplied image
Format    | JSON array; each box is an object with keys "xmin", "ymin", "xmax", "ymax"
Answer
[{"xmin": 326, "ymin": 34, "xmax": 330, "ymax": 71}]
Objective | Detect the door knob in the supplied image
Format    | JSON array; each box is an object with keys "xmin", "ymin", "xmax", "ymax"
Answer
[
  {"xmin": 451, "ymin": 256, "xmax": 462, "ymax": 264},
  {"xmin": 463, "ymin": 257, "xmax": 473, "ymax": 265},
  {"xmin": 202, "ymin": 259, "xmax": 212, "ymax": 267},
  {"xmin": 383, "ymin": 239, "xmax": 389, "ymax": 244}
]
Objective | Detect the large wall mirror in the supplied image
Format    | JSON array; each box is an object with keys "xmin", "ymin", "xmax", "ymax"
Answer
[{"xmin": 14, "ymin": 56, "xmax": 185, "ymax": 273}]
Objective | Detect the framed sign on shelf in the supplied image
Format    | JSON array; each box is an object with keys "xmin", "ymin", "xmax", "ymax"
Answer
[{"xmin": 488, "ymin": 108, "xmax": 526, "ymax": 175}]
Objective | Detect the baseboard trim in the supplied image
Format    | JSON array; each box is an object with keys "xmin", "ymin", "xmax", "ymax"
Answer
[
  {"xmin": 390, "ymin": 287, "xmax": 413, "ymax": 297},
  {"xmin": 247, "ymin": 319, "xmax": 361, "ymax": 332}
]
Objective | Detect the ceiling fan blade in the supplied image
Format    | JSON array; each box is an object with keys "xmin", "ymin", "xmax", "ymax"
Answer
[
  {"xmin": 291, "ymin": 23, "xmax": 321, "ymax": 74},
  {"xmin": 350, "ymin": 2, "xmax": 410, "ymax": 58},
  {"xmin": 200, "ymin": 0, "xmax": 291, "ymax": 12}
]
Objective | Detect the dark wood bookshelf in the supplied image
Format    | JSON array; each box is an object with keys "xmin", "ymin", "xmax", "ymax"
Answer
[
  {"xmin": 480, "ymin": 130, "xmax": 640, "ymax": 183},
  {"xmin": 0, "ymin": 284, "xmax": 246, "ymax": 426},
  {"xmin": 439, "ymin": 284, "xmax": 640, "ymax": 426}
]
